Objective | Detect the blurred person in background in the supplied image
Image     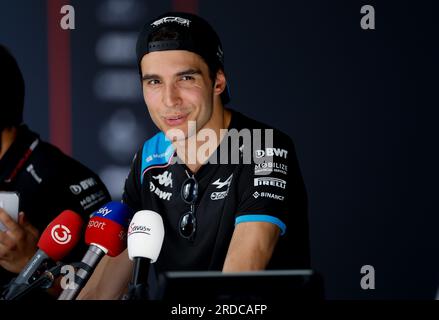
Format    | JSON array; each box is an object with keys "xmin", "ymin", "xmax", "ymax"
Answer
[{"xmin": 0, "ymin": 44, "xmax": 111, "ymax": 298}]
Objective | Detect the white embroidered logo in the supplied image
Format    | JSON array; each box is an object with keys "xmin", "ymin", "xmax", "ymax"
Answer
[
  {"xmin": 210, "ymin": 174, "xmax": 233, "ymax": 201},
  {"xmin": 26, "ymin": 164, "xmax": 42, "ymax": 184},
  {"xmin": 254, "ymin": 177, "xmax": 287, "ymax": 189},
  {"xmin": 211, "ymin": 174, "xmax": 233, "ymax": 189},
  {"xmin": 152, "ymin": 171, "xmax": 173, "ymax": 188},
  {"xmin": 151, "ymin": 16, "xmax": 191, "ymax": 28},
  {"xmin": 150, "ymin": 182, "xmax": 172, "ymax": 201}
]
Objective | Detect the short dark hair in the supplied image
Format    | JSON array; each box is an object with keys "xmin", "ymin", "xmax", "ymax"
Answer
[{"xmin": 0, "ymin": 45, "xmax": 25, "ymax": 129}]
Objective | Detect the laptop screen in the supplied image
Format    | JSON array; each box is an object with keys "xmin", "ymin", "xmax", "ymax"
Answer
[{"xmin": 155, "ymin": 269, "xmax": 324, "ymax": 301}]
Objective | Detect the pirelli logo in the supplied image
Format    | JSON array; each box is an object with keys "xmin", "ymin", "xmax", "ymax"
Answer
[{"xmin": 254, "ymin": 177, "xmax": 286, "ymax": 189}]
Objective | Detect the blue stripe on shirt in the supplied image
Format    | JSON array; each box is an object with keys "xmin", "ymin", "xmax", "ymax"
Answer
[{"xmin": 235, "ymin": 214, "xmax": 286, "ymax": 236}]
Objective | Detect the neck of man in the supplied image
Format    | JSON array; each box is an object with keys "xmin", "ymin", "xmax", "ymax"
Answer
[
  {"xmin": 0, "ymin": 127, "xmax": 18, "ymax": 160},
  {"xmin": 174, "ymin": 101, "xmax": 231, "ymax": 174}
]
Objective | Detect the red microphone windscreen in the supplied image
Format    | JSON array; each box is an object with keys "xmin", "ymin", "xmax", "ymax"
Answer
[
  {"xmin": 37, "ymin": 210, "xmax": 84, "ymax": 261},
  {"xmin": 85, "ymin": 216, "xmax": 126, "ymax": 257}
]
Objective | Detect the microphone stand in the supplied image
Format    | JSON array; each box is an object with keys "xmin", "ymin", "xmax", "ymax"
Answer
[
  {"xmin": 4, "ymin": 263, "xmax": 65, "ymax": 300},
  {"xmin": 123, "ymin": 258, "xmax": 150, "ymax": 300}
]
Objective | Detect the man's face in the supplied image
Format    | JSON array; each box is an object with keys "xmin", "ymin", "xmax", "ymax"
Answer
[{"xmin": 140, "ymin": 50, "xmax": 215, "ymax": 141}]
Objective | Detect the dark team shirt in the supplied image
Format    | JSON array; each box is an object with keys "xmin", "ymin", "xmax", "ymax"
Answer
[
  {"xmin": 0, "ymin": 125, "xmax": 111, "ymax": 287},
  {"xmin": 123, "ymin": 109, "xmax": 310, "ymax": 274}
]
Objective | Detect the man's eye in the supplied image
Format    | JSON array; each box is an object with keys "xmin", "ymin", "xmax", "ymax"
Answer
[
  {"xmin": 147, "ymin": 79, "xmax": 160, "ymax": 85},
  {"xmin": 181, "ymin": 75, "xmax": 194, "ymax": 81}
]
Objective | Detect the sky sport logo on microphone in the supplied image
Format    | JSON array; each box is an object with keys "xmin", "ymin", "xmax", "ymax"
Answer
[
  {"xmin": 96, "ymin": 206, "xmax": 112, "ymax": 216},
  {"xmin": 51, "ymin": 224, "xmax": 72, "ymax": 245},
  {"xmin": 88, "ymin": 219, "xmax": 107, "ymax": 230}
]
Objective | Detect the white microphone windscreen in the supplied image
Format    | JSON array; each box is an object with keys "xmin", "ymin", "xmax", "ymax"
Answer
[{"xmin": 127, "ymin": 210, "xmax": 165, "ymax": 263}]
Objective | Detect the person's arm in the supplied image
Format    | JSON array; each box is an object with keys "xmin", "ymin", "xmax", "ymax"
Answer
[
  {"xmin": 77, "ymin": 248, "xmax": 133, "ymax": 300},
  {"xmin": 226, "ymin": 131, "xmax": 308, "ymax": 272},
  {"xmin": 223, "ymin": 222, "xmax": 280, "ymax": 272}
]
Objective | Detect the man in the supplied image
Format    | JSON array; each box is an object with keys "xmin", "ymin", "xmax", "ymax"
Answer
[
  {"xmin": 79, "ymin": 12, "xmax": 310, "ymax": 299},
  {"xmin": 0, "ymin": 45, "xmax": 111, "ymax": 295}
]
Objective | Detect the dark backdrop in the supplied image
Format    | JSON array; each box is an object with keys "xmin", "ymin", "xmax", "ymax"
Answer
[{"xmin": 0, "ymin": 0, "xmax": 437, "ymax": 299}]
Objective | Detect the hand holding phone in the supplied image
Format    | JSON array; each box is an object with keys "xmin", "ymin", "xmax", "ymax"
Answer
[{"xmin": 0, "ymin": 192, "xmax": 20, "ymax": 231}]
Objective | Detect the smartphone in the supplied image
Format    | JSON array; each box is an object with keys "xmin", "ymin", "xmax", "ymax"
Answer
[{"xmin": 0, "ymin": 191, "xmax": 20, "ymax": 231}]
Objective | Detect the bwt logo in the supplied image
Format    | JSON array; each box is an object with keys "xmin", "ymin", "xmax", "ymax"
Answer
[
  {"xmin": 80, "ymin": 177, "xmax": 97, "ymax": 191},
  {"xmin": 88, "ymin": 220, "xmax": 107, "ymax": 230},
  {"xmin": 97, "ymin": 207, "xmax": 112, "ymax": 216},
  {"xmin": 51, "ymin": 224, "xmax": 72, "ymax": 245},
  {"xmin": 69, "ymin": 185, "xmax": 82, "ymax": 195},
  {"xmin": 255, "ymin": 148, "xmax": 288, "ymax": 159},
  {"xmin": 69, "ymin": 178, "xmax": 97, "ymax": 195}
]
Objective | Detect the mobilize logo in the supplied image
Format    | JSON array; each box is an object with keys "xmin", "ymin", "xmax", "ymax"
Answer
[
  {"xmin": 152, "ymin": 171, "xmax": 173, "ymax": 188},
  {"xmin": 255, "ymin": 148, "xmax": 288, "ymax": 159},
  {"xmin": 51, "ymin": 224, "xmax": 72, "ymax": 245},
  {"xmin": 79, "ymin": 190, "xmax": 107, "ymax": 210},
  {"xmin": 254, "ymin": 177, "xmax": 287, "ymax": 189},
  {"xmin": 128, "ymin": 223, "xmax": 151, "ymax": 236},
  {"xmin": 151, "ymin": 16, "xmax": 191, "ymax": 27},
  {"xmin": 254, "ymin": 162, "xmax": 288, "ymax": 175}
]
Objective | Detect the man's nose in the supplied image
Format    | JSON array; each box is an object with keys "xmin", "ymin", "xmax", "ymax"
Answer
[{"xmin": 162, "ymin": 83, "xmax": 182, "ymax": 108}]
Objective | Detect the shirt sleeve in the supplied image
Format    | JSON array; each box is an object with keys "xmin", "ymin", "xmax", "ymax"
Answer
[
  {"xmin": 235, "ymin": 133, "xmax": 307, "ymax": 236},
  {"xmin": 45, "ymin": 156, "xmax": 112, "ymax": 266},
  {"xmin": 56, "ymin": 160, "xmax": 112, "ymax": 219},
  {"xmin": 122, "ymin": 148, "xmax": 142, "ymax": 212}
]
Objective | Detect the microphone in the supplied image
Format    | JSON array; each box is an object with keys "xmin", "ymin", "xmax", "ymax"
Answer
[
  {"xmin": 57, "ymin": 201, "xmax": 133, "ymax": 300},
  {"xmin": 125, "ymin": 210, "xmax": 164, "ymax": 300},
  {"xmin": 2, "ymin": 210, "xmax": 83, "ymax": 300}
]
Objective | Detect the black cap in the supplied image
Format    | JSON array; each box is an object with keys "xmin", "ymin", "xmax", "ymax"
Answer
[
  {"xmin": 136, "ymin": 12, "xmax": 230, "ymax": 104},
  {"xmin": 0, "ymin": 45, "xmax": 25, "ymax": 130}
]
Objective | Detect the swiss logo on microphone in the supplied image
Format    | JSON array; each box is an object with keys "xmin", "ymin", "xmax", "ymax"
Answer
[
  {"xmin": 51, "ymin": 224, "xmax": 72, "ymax": 245},
  {"xmin": 128, "ymin": 222, "xmax": 151, "ymax": 236}
]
